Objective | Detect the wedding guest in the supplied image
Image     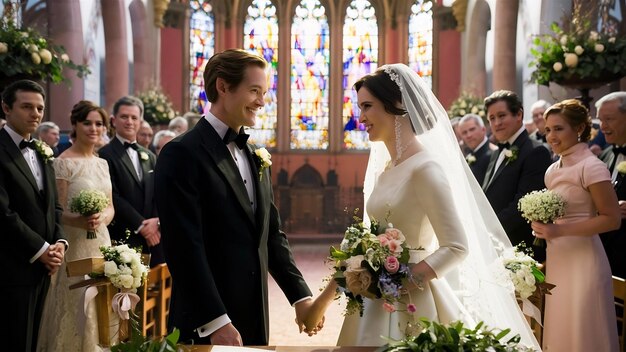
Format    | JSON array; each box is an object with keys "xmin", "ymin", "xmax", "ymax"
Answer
[
  {"xmin": 37, "ymin": 100, "xmax": 116, "ymax": 351},
  {"xmin": 482, "ymin": 90, "xmax": 551, "ymax": 261},
  {"xmin": 34, "ymin": 121, "xmax": 60, "ymax": 157},
  {"xmin": 155, "ymin": 49, "xmax": 315, "ymax": 346},
  {"xmin": 529, "ymin": 99, "xmax": 550, "ymax": 143},
  {"xmin": 597, "ymin": 91, "xmax": 626, "ymax": 278},
  {"xmin": 184, "ymin": 111, "xmax": 202, "ymax": 130},
  {"xmin": 532, "ymin": 99, "xmax": 619, "ymax": 351},
  {"xmin": 168, "ymin": 116, "xmax": 188, "ymax": 135},
  {"xmin": 137, "ymin": 120, "xmax": 154, "ymax": 150},
  {"xmin": 458, "ymin": 113, "xmax": 497, "ymax": 185},
  {"xmin": 99, "ymin": 96, "xmax": 164, "ymax": 266},
  {"xmin": 0, "ymin": 79, "xmax": 67, "ymax": 352},
  {"xmin": 152, "ymin": 130, "xmax": 175, "ymax": 156}
]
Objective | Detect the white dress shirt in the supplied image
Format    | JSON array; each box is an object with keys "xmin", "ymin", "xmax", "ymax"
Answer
[
  {"xmin": 490, "ymin": 125, "xmax": 526, "ymax": 183},
  {"xmin": 116, "ymin": 135, "xmax": 143, "ymax": 179}
]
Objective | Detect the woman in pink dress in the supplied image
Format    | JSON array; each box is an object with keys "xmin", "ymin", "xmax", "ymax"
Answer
[{"xmin": 532, "ymin": 99, "xmax": 620, "ymax": 351}]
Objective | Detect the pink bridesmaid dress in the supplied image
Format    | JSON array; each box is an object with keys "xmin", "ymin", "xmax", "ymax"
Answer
[{"xmin": 542, "ymin": 143, "xmax": 619, "ymax": 352}]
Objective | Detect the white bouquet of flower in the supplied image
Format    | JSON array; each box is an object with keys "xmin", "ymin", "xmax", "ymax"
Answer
[
  {"xmin": 69, "ymin": 189, "xmax": 109, "ymax": 239},
  {"xmin": 517, "ymin": 189, "xmax": 566, "ymax": 247},
  {"xmin": 501, "ymin": 247, "xmax": 545, "ymax": 299}
]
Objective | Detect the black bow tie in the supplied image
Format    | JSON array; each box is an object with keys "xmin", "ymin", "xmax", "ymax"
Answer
[
  {"xmin": 223, "ymin": 128, "xmax": 249, "ymax": 150},
  {"xmin": 613, "ymin": 145, "xmax": 626, "ymax": 156},
  {"xmin": 537, "ymin": 133, "xmax": 546, "ymax": 143},
  {"xmin": 124, "ymin": 142, "xmax": 139, "ymax": 151},
  {"xmin": 497, "ymin": 142, "xmax": 511, "ymax": 150},
  {"xmin": 19, "ymin": 139, "xmax": 36, "ymax": 150}
]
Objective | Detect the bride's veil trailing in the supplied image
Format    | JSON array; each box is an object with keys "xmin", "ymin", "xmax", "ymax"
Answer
[{"xmin": 363, "ymin": 64, "xmax": 540, "ymax": 348}]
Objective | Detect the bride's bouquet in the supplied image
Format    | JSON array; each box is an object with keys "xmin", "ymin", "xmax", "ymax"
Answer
[
  {"xmin": 517, "ymin": 189, "xmax": 566, "ymax": 247},
  {"xmin": 69, "ymin": 189, "xmax": 109, "ymax": 239},
  {"xmin": 501, "ymin": 246, "xmax": 546, "ymax": 300},
  {"xmin": 329, "ymin": 212, "xmax": 419, "ymax": 316}
]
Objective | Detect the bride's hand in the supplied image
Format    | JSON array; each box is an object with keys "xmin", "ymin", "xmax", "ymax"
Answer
[{"xmin": 76, "ymin": 213, "xmax": 102, "ymax": 230}]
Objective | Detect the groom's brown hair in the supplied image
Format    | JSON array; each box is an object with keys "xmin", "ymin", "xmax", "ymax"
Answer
[{"xmin": 203, "ymin": 49, "xmax": 267, "ymax": 103}]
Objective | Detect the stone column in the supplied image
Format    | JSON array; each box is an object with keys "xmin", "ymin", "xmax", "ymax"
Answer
[
  {"xmin": 47, "ymin": 0, "xmax": 84, "ymax": 131},
  {"xmin": 102, "ymin": 0, "xmax": 129, "ymax": 111},
  {"xmin": 130, "ymin": 0, "xmax": 150, "ymax": 93},
  {"xmin": 492, "ymin": 0, "xmax": 518, "ymax": 91}
]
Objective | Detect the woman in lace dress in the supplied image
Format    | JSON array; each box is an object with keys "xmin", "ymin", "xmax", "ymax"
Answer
[
  {"xmin": 532, "ymin": 99, "xmax": 619, "ymax": 351},
  {"xmin": 301, "ymin": 65, "xmax": 539, "ymax": 349},
  {"xmin": 37, "ymin": 101, "xmax": 115, "ymax": 351}
]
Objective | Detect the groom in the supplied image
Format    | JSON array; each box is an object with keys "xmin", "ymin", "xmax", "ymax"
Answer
[
  {"xmin": 155, "ymin": 49, "xmax": 315, "ymax": 346},
  {"xmin": 482, "ymin": 90, "xmax": 551, "ymax": 261},
  {"xmin": 0, "ymin": 80, "xmax": 67, "ymax": 351}
]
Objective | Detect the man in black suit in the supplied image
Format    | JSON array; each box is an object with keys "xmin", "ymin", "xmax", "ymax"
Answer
[
  {"xmin": 98, "ymin": 96, "xmax": 164, "ymax": 266},
  {"xmin": 482, "ymin": 90, "xmax": 551, "ymax": 261},
  {"xmin": 155, "ymin": 49, "xmax": 315, "ymax": 346},
  {"xmin": 458, "ymin": 113, "xmax": 496, "ymax": 185},
  {"xmin": 597, "ymin": 91, "xmax": 626, "ymax": 278},
  {"xmin": 0, "ymin": 80, "xmax": 67, "ymax": 351}
]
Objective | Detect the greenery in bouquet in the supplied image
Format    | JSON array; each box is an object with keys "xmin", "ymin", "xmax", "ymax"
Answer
[
  {"xmin": 529, "ymin": 3, "xmax": 626, "ymax": 86},
  {"xmin": 381, "ymin": 319, "xmax": 536, "ymax": 352},
  {"xmin": 329, "ymin": 210, "xmax": 419, "ymax": 317},
  {"xmin": 447, "ymin": 91, "xmax": 485, "ymax": 120},
  {"xmin": 69, "ymin": 189, "xmax": 109, "ymax": 239},
  {"xmin": 0, "ymin": 8, "xmax": 89, "ymax": 83},
  {"xmin": 94, "ymin": 244, "xmax": 148, "ymax": 292},
  {"xmin": 517, "ymin": 188, "xmax": 566, "ymax": 248},
  {"xmin": 136, "ymin": 86, "xmax": 178, "ymax": 125}
]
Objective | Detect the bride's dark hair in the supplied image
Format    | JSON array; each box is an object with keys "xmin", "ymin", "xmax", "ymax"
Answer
[{"xmin": 354, "ymin": 69, "xmax": 407, "ymax": 116}]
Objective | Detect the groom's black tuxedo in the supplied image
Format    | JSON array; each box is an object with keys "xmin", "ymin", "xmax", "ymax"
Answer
[
  {"xmin": 482, "ymin": 130, "xmax": 551, "ymax": 261},
  {"xmin": 98, "ymin": 137, "xmax": 164, "ymax": 265},
  {"xmin": 0, "ymin": 128, "xmax": 66, "ymax": 351},
  {"xmin": 154, "ymin": 118, "xmax": 311, "ymax": 345},
  {"xmin": 599, "ymin": 146, "xmax": 626, "ymax": 278}
]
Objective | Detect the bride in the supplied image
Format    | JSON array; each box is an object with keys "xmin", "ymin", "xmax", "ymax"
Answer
[{"xmin": 300, "ymin": 64, "xmax": 540, "ymax": 349}]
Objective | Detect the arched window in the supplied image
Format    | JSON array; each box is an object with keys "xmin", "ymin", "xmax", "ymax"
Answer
[
  {"xmin": 342, "ymin": 0, "xmax": 378, "ymax": 150},
  {"xmin": 290, "ymin": 0, "xmax": 330, "ymax": 150},
  {"xmin": 189, "ymin": 1, "xmax": 215, "ymax": 113},
  {"xmin": 408, "ymin": 0, "xmax": 433, "ymax": 88},
  {"xmin": 244, "ymin": 0, "xmax": 278, "ymax": 148}
]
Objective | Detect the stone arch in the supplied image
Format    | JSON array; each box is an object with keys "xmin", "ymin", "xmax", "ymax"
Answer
[{"xmin": 288, "ymin": 163, "xmax": 325, "ymax": 233}]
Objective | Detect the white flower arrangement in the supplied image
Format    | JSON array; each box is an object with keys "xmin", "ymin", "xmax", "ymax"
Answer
[
  {"xmin": 69, "ymin": 189, "xmax": 109, "ymax": 239},
  {"xmin": 136, "ymin": 86, "xmax": 178, "ymax": 125},
  {"xmin": 33, "ymin": 139, "xmax": 54, "ymax": 163},
  {"xmin": 99, "ymin": 244, "xmax": 148, "ymax": 292},
  {"xmin": 139, "ymin": 151, "xmax": 149, "ymax": 161},
  {"xmin": 517, "ymin": 188, "xmax": 566, "ymax": 247},
  {"xmin": 447, "ymin": 92, "xmax": 485, "ymax": 120},
  {"xmin": 500, "ymin": 247, "xmax": 544, "ymax": 299},
  {"xmin": 502, "ymin": 145, "xmax": 519, "ymax": 164},
  {"xmin": 254, "ymin": 147, "xmax": 272, "ymax": 180}
]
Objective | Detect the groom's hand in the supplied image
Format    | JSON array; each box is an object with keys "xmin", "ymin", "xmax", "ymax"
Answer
[
  {"xmin": 295, "ymin": 299, "xmax": 324, "ymax": 336},
  {"xmin": 39, "ymin": 243, "xmax": 64, "ymax": 275},
  {"xmin": 210, "ymin": 323, "xmax": 242, "ymax": 346},
  {"xmin": 139, "ymin": 218, "xmax": 161, "ymax": 246}
]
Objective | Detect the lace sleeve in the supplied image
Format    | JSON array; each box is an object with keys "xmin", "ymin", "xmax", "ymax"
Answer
[{"xmin": 53, "ymin": 158, "xmax": 72, "ymax": 181}]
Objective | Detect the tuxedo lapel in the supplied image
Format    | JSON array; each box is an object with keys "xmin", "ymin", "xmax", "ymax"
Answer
[
  {"xmin": 200, "ymin": 119, "xmax": 255, "ymax": 226},
  {"xmin": 246, "ymin": 145, "xmax": 267, "ymax": 232},
  {"xmin": 482, "ymin": 151, "xmax": 499, "ymax": 190},
  {"xmin": 0, "ymin": 130, "xmax": 40, "ymax": 194}
]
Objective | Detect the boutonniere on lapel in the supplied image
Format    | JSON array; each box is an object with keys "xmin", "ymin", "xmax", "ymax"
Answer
[
  {"xmin": 616, "ymin": 161, "xmax": 626, "ymax": 176},
  {"xmin": 139, "ymin": 151, "xmax": 149, "ymax": 162},
  {"xmin": 465, "ymin": 153, "xmax": 476, "ymax": 165},
  {"xmin": 253, "ymin": 147, "xmax": 272, "ymax": 180},
  {"xmin": 33, "ymin": 139, "xmax": 54, "ymax": 164},
  {"xmin": 502, "ymin": 145, "xmax": 519, "ymax": 164}
]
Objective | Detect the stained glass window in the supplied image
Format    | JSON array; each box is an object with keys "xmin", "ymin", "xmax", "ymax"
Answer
[
  {"xmin": 290, "ymin": 0, "xmax": 330, "ymax": 150},
  {"xmin": 342, "ymin": 0, "xmax": 377, "ymax": 150},
  {"xmin": 189, "ymin": 1, "xmax": 214, "ymax": 113},
  {"xmin": 244, "ymin": 0, "xmax": 278, "ymax": 148},
  {"xmin": 408, "ymin": 0, "xmax": 433, "ymax": 88}
]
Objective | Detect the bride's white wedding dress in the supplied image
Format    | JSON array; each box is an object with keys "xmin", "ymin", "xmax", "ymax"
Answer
[
  {"xmin": 337, "ymin": 152, "xmax": 474, "ymax": 346},
  {"xmin": 37, "ymin": 158, "xmax": 115, "ymax": 352}
]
